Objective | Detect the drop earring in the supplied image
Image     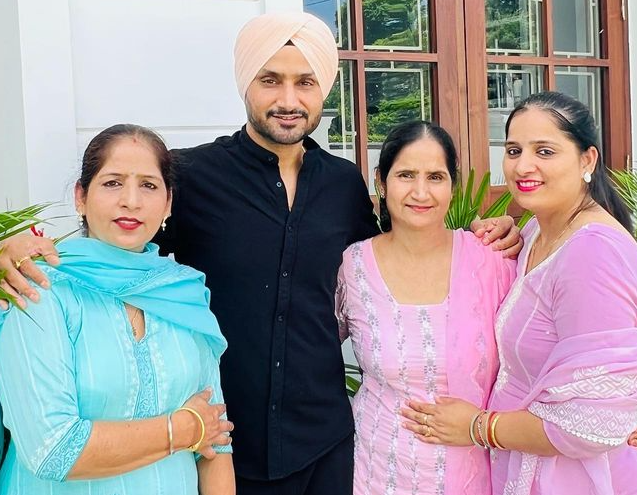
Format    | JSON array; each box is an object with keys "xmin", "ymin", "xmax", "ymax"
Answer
[
  {"xmin": 583, "ymin": 171, "xmax": 592, "ymax": 183},
  {"xmin": 161, "ymin": 217, "xmax": 168, "ymax": 232},
  {"xmin": 77, "ymin": 212, "xmax": 85, "ymax": 227}
]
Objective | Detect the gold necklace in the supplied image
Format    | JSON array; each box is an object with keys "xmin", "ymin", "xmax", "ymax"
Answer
[
  {"xmin": 529, "ymin": 210, "xmax": 583, "ymax": 269},
  {"xmin": 129, "ymin": 307, "xmax": 142, "ymax": 339}
]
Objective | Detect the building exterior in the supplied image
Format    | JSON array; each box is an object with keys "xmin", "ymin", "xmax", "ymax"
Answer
[
  {"xmin": 0, "ymin": 0, "xmax": 634, "ymax": 385},
  {"xmin": 0, "ymin": 0, "xmax": 635, "ymax": 217}
]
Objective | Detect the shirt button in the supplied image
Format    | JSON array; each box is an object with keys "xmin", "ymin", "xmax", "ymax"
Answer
[
  {"xmin": 276, "ymin": 181, "xmax": 282, "ymax": 188},
  {"xmin": 268, "ymin": 157, "xmax": 275, "ymax": 163},
  {"xmin": 272, "ymin": 404, "xmax": 277, "ymax": 411},
  {"xmin": 287, "ymin": 225, "xmax": 293, "ymax": 232},
  {"xmin": 282, "ymin": 271, "xmax": 288, "ymax": 278},
  {"xmin": 275, "ymin": 361, "xmax": 280, "ymax": 368},
  {"xmin": 277, "ymin": 314, "xmax": 284, "ymax": 322}
]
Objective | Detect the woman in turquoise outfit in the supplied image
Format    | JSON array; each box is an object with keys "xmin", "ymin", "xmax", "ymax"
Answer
[{"xmin": 0, "ymin": 124, "xmax": 235, "ymax": 494}]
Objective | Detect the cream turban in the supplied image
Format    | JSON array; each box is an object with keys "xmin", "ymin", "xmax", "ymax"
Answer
[{"xmin": 234, "ymin": 12, "xmax": 339, "ymax": 101}]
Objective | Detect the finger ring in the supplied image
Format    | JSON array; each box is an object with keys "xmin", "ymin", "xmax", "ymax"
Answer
[
  {"xmin": 422, "ymin": 413, "xmax": 429, "ymax": 426},
  {"xmin": 424, "ymin": 425, "xmax": 432, "ymax": 437},
  {"xmin": 14, "ymin": 256, "xmax": 30, "ymax": 270}
]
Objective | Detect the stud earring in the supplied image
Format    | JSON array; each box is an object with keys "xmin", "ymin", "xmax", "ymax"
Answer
[{"xmin": 583, "ymin": 171, "xmax": 592, "ymax": 184}]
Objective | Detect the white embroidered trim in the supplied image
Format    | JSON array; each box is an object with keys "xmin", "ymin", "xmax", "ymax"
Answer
[
  {"xmin": 494, "ymin": 275, "xmax": 525, "ymax": 391},
  {"xmin": 547, "ymin": 374, "xmax": 637, "ymax": 400},
  {"xmin": 503, "ymin": 453, "xmax": 538, "ymax": 495},
  {"xmin": 529, "ymin": 401, "xmax": 636, "ymax": 445}
]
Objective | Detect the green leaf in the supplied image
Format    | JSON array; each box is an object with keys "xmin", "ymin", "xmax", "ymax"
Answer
[
  {"xmin": 517, "ymin": 210, "xmax": 534, "ymax": 229},
  {"xmin": 482, "ymin": 191, "xmax": 513, "ymax": 219},
  {"xmin": 461, "ymin": 168, "xmax": 475, "ymax": 219},
  {"xmin": 344, "ymin": 363, "xmax": 362, "ymax": 373},
  {"xmin": 473, "ymin": 172, "xmax": 491, "ymax": 211},
  {"xmin": 445, "ymin": 168, "xmax": 508, "ymax": 229},
  {"xmin": 345, "ymin": 375, "xmax": 361, "ymax": 396},
  {"xmin": 611, "ymin": 169, "xmax": 637, "ymax": 238}
]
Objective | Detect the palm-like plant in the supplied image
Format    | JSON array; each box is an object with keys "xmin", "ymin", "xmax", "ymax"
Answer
[
  {"xmin": 0, "ymin": 203, "xmax": 59, "ymax": 307},
  {"xmin": 445, "ymin": 169, "xmax": 513, "ymax": 229},
  {"xmin": 611, "ymin": 169, "xmax": 637, "ymax": 238},
  {"xmin": 0, "ymin": 203, "xmax": 50, "ymax": 297}
]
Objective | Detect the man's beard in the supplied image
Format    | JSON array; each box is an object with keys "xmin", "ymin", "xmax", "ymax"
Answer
[{"xmin": 247, "ymin": 107, "xmax": 322, "ymax": 145}]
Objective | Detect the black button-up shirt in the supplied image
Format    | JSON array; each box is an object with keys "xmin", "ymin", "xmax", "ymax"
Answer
[{"xmin": 156, "ymin": 128, "xmax": 378, "ymax": 480}]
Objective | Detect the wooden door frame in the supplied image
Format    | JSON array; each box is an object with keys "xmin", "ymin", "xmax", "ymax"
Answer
[{"xmin": 339, "ymin": 0, "xmax": 466, "ymax": 188}]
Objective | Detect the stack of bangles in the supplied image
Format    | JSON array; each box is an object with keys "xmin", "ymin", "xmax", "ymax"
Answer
[
  {"xmin": 469, "ymin": 410, "xmax": 505, "ymax": 450},
  {"xmin": 166, "ymin": 407, "xmax": 207, "ymax": 455}
]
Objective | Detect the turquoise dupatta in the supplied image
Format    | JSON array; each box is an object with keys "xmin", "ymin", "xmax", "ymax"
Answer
[{"xmin": 47, "ymin": 237, "xmax": 227, "ymax": 358}]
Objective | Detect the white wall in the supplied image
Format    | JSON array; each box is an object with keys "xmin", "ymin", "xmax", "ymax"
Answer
[
  {"xmin": 0, "ymin": 0, "xmax": 29, "ymax": 211},
  {"xmin": 0, "ymin": 0, "xmax": 302, "ymax": 232},
  {"xmin": 630, "ymin": 0, "xmax": 637, "ymax": 171}
]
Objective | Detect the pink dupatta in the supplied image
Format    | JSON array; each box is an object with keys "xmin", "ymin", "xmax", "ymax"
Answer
[{"xmin": 444, "ymin": 230, "xmax": 516, "ymax": 494}]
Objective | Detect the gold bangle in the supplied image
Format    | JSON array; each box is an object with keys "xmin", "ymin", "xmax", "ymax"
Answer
[
  {"xmin": 176, "ymin": 407, "xmax": 206, "ymax": 452},
  {"xmin": 490, "ymin": 413, "xmax": 505, "ymax": 450}
]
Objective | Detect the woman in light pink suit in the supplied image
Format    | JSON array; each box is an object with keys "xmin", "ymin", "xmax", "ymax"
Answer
[
  {"xmin": 409, "ymin": 92, "xmax": 637, "ymax": 495},
  {"xmin": 337, "ymin": 121, "xmax": 516, "ymax": 495}
]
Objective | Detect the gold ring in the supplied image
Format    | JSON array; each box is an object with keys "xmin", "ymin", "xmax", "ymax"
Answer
[
  {"xmin": 14, "ymin": 256, "xmax": 30, "ymax": 270},
  {"xmin": 422, "ymin": 414, "xmax": 429, "ymax": 426},
  {"xmin": 424, "ymin": 425, "xmax": 432, "ymax": 437}
]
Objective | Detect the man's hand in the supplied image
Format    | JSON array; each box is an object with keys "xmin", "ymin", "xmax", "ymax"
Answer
[
  {"xmin": 628, "ymin": 431, "xmax": 637, "ymax": 448},
  {"xmin": 470, "ymin": 215, "xmax": 522, "ymax": 259},
  {"xmin": 0, "ymin": 234, "xmax": 59, "ymax": 310}
]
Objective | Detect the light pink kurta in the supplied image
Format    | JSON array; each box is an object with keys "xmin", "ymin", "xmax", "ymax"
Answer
[
  {"xmin": 490, "ymin": 219, "xmax": 637, "ymax": 495},
  {"xmin": 337, "ymin": 230, "xmax": 515, "ymax": 495}
]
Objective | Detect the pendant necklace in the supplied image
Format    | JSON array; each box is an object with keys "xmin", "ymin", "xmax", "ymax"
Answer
[{"xmin": 529, "ymin": 210, "xmax": 582, "ymax": 269}]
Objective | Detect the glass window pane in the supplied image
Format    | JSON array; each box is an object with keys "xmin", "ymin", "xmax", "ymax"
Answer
[
  {"xmin": 553, "ymin": 0, "xmax": 600, "ymax": 57},
  {"xmin": 311, "ymin": 61, "xmax": 356, "ymax": 164},
  {"xmin": 304, "ymin": 0, "xmax": 351, "ymax": 50},
  {"xmin": 365, "ymin": 61, "xmax": 433, "ymax": 188},
  {"xmin": 486, "ymin": 0, "xmax": 542, "ymax": 56},
  {"xmin": 363, "ymin": 0, "xmax": 430, "ymax": 52},
  {"xmin": 555, "ymin": 66, "xmax": 602, "ymax": 145},
  {"xmin": 487, "ymin": 64, "xmax": 545, "ymax": 185}
]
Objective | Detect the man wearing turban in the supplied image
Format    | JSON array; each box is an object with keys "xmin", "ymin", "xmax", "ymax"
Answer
[
  {"xmin": 160, "ymin": 13, "xmax": 378, "ymax": 495},
  {"xmin": 0, "ymin": 10, "xmax": 521, "ymax": 495}
]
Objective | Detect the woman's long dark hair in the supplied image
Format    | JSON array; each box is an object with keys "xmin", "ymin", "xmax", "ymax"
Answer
[
  {"xmin": 505, "ymin": 91, "xmax": 632, "ymax": 232},
  {"xmin": 377, "ymin": 121, "xmax": 458, "ymax": 232}
]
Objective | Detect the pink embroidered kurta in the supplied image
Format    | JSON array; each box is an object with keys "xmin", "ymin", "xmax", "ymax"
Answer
[
  {"xmin": 490, "ymin": 219, "xmax": 637, "ymax": 495},
  {"xmin": 337, "ymin": 230, "xmax": 515, "ymax": 495}
]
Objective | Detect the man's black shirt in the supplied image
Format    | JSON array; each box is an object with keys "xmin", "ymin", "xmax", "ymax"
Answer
[{"xmin": 156, "ymin": 128, "xmax": 378, "ymax": 480}]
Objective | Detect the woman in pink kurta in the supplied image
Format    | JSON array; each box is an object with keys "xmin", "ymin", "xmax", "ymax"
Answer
[
  {"xmin": 336, "ymin": 120, "xmax": 515, "ymax": 495},
  {"xmin": 489, "ymin": 218, "xmax": 637, "ymax": 494},
  {"xmin": 413, "ymin": 92, "xmax": 637, "ymax": 495}
]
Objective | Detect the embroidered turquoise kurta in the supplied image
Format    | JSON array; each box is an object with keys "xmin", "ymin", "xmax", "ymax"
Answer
[{"xmin": 0, "ymin": 239, "xmax": 230, "ymax": 494}]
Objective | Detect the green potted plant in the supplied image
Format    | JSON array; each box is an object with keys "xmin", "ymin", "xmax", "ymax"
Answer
[
  {"xmin": 611, "ymin": 169, "xmax": 637, "ymax": 238},
  {"xmin": 0, "ymin": 204, "xmax": 51, "ymax": 304}
]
